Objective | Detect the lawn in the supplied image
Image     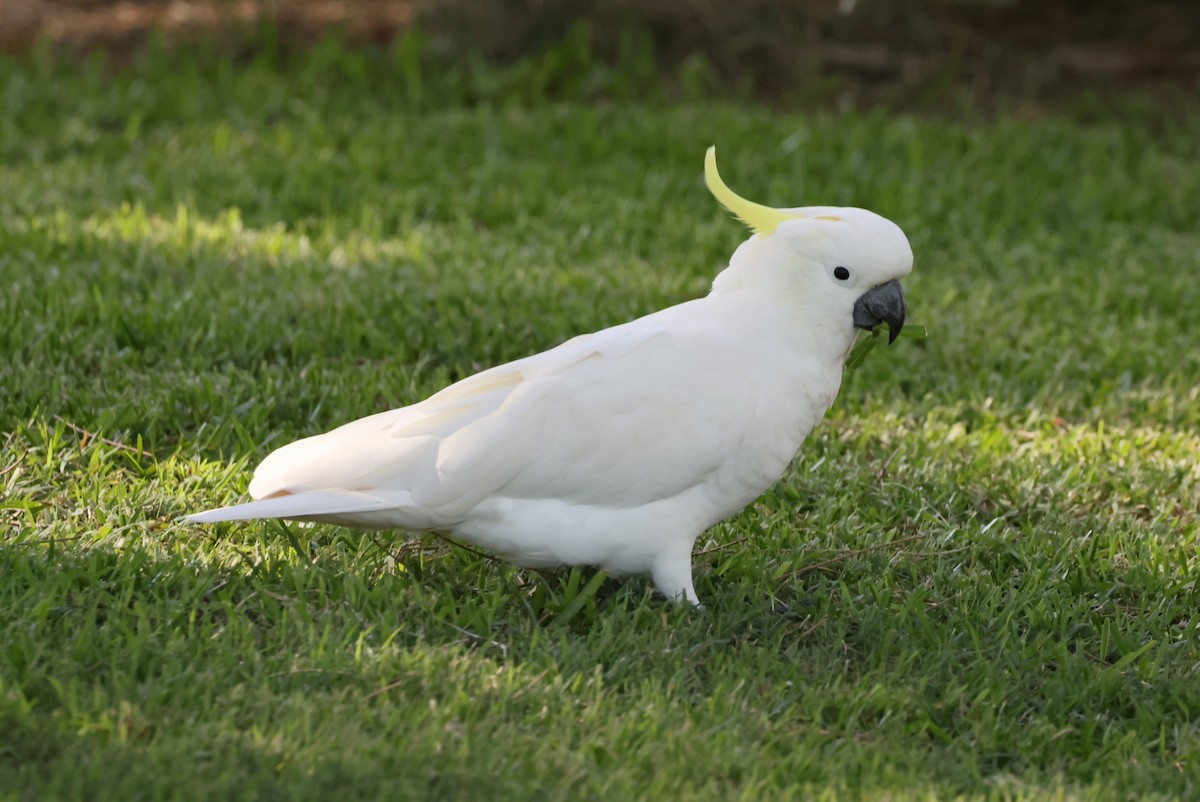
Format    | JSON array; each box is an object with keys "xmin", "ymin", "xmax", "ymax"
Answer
[{"xmin": 2, "ymin": 41, "xmax": 1199, "ymax": 801}]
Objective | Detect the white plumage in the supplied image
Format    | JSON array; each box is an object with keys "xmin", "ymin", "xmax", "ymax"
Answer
[{"xmin": 188, "ymin": 148, "xmax": 914, "ymax": 606}]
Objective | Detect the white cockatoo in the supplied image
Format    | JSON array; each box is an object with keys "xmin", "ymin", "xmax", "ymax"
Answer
[{"xmin": 188, "ymin": 147, "xmax": 913, "ymax": 606}]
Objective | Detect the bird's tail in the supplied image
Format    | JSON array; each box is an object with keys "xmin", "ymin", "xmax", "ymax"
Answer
[{"xmin": 185, "ymin": 489, "xmax": 399, "ymax": 524}]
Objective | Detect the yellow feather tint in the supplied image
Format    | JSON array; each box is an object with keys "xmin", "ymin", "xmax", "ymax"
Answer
[{"xmin": 704, "ymin": 147, "xmax": 795, "ymax": 236}]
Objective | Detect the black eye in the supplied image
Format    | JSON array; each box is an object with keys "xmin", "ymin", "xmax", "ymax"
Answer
[{"xmin": 833, "ymin": 266, "xmax": 850, "ymax": 281}]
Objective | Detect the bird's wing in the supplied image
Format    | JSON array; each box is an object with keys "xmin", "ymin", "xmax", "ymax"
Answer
[{"xmin": 247, "ymin": 301, "xmax": 758, "ymax": 520}]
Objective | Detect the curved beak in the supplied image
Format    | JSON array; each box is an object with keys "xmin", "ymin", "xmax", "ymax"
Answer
[{"xmin": 852, "ymin": 279, "xmax": 906, "ymax": 343}]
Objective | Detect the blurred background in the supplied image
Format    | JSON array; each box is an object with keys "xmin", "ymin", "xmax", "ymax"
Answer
[{"xmin": 3, "ymin": 0, "xmax": 1198, "ymax": 111}]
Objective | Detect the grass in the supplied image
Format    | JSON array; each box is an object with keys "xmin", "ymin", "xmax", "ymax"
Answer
[{"xmin": 2, "ymin": 39, "xmax": 1200, "ymax": 801}]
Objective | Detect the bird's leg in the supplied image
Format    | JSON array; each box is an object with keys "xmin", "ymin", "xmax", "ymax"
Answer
[{"xmin": 651, "ymin": 543, "xmax": 703, "ymax": 608}]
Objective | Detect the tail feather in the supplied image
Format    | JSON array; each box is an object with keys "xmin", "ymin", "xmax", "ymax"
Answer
[{"xmin": 185, "ymin": 489, "xmax": 398, "ymax": 524}]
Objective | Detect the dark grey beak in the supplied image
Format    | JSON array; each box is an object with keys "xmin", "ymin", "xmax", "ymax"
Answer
[{"xmin": 852, "ymin": 279, "xmax": 906, "ymax": 343}]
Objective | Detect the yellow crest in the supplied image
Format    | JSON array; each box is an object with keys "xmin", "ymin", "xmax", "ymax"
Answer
[{"xmin": 704, "ymin": 147, "xmax": 795, "ymax": 236}]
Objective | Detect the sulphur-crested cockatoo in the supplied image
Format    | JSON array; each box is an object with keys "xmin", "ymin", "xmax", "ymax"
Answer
[{"xmin": 188, "ymin": 147, "xmax": 912, "ymax": 606}]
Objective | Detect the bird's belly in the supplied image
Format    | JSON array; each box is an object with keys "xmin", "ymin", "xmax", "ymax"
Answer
[{"xmin": 450, "ymin": 490, "xmax": 711, "ymax": 575}]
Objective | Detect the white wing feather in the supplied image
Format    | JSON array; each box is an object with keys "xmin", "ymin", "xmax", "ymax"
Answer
[{"xmin": 209, "ymin": 300, "xmax": 759, "ymax": 529}]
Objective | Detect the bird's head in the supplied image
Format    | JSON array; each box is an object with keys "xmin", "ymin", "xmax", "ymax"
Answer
[{"xmin": 705, "ymin": 147, "xmax": 912, "ymax": 345}]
